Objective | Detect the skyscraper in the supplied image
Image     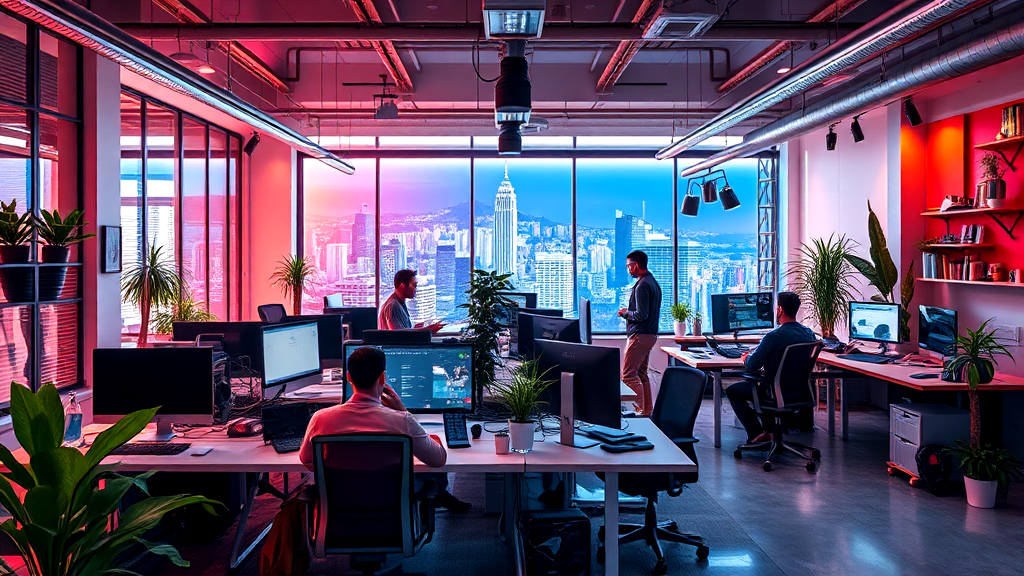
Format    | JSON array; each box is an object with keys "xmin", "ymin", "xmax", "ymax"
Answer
[
  {"xmin": 325, "ymin": 243, "xmax": 350, "ymax": 282},
  {"xmin": 407, "ymin": 283, "xmax": 437, "ymax": 325},
  {"xmin": 589, "ymin": 240, "xmax": 612, "ymax": 274},
  {"xmin": 379, "ymin": 239, "xmax": 406, "ymax": 286},
  {"xmin": 436, "ymin": 243, "xmax": 456, "ymax": 317},
  {"xmin": 454, "ymin": 256, "xmax": 471, "ymax": 312},
  {"xmin": 536, "ymin": 252, "xmax": 574, "ymax": 312},
  {"xmin": 493, "ymin": 163, "xmax": 517, "ymax": 279},
  {"xmin": 352, "ymin": 203, "xmax": 374, "ymax": 266},
  {"xmin": 475, "ymin": 227, "xmax": 493, "ymax": 269},
  {"xmin": 644, "ymin": 236, "xmax": 702, "ymax": 331},
  {"xmin": 614, "ymin": 210, "xmax": 647, "ymax": 287}
]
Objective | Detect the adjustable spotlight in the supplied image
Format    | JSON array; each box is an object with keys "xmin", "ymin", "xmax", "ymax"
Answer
[
  {"xmin": 850, "ymin": 116, "xmax": 865, "ymax": 143},
  {"xmin": 826, "ymin": 124, "xmax": 838, "ymax": 151},
  {"xmin": 702, "ymin": 180, "xmax": 718, "ymax": 203},
  {"xmin": 904, "ymin": 97, "xmax": 923, "ymax": 127},
  {"xmin": 243, "ymin": 132, "xmax": 260, "ymax": 156},
  {"xmin": 681, "ymin": 192, "xmax": 700, "ymax": 217},
  {"xmin": 498, "ymin": 122, "xmax": 523, "ymax": 155},
  {"xmin": 719, "ymin": 185, "xmax": 741, "ymax": 211}
]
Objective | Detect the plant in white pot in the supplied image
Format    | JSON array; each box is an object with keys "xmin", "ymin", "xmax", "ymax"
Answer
[
  {"xmin": 670, "ymin": 301, "xmax": 693, "ymax": 337},
  {"xmin": 946, "ymin": 441, "xmax": 1022, "ymax": 508},
  {"xmin": 490, "ymin": 359, "xmax": 554, "ymax": 453}
]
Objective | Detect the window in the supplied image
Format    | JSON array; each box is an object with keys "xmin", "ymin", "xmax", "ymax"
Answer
[{"xmin": 0, "ymin": 11, "xmax": 81, "ymax": 401}]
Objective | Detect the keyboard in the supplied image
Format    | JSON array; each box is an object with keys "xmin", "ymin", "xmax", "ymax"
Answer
[
  {"xmin": 838, "ymin": 352, "xmax": 893, "ymax": 364},
  {"xmin": 443, "ymin": 413, "xmax": 471, "ymax": 449},
  {"xmin": 109, "ymin": 443, "xmax": 191, "ymax": 456},
  {"xmin": 271, "ymin": 436, "xmax": 304, "ymax": 453}
]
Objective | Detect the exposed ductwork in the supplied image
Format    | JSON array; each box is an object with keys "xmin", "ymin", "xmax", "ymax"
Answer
[
  {"xmin": 657, "ymin": 0, "xmax": 997, "ymax": 160},
  {"xmin": 345, "ymin": 0, "xmax": 414, "ymax": 93},
  {"xmin": 0, "ymin": 0, "xmax": 355, "ymax": 174},
  {"xmin": 678, "ymin": 14, "xmax": 1024, "ymax": 178},
  {"xmin": 596, "ymin": 0, "xmax": 663, "ymax": 94}
]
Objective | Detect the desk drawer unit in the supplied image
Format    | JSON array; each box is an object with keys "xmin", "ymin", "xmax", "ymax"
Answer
[{"xmin": 889, "ymin": 403, "xmax": 969, "ymax": 477}]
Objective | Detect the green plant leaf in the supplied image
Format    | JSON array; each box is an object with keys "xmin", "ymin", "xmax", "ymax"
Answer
[
  {"xmin": 866, "ymin": 200, "xmax": 899, "ymax": 298},
  {"xmin": 134, "ymin": 538, "xmax": 190, "ymax": 568},
  {"xmin": 84, "ymin": 407, "xmax": 160, "ymax": 470},
  {"xmin": 31, "ymin": 447, "xmax": 87, "ymax": 503},
  {"xmin": 23, "ymin": 486, "xmax": 63, "ymax": 531},
  {"xmin": 0, "ymin": 476, "xmax": 27, "ymax": 523},
  {"xmin": 0, "ymin": 442, "xmax": 36, "ymax": 490},
  {"xmin": 10, "ymin": 382, "xmax": 66, "ymax": 456}
]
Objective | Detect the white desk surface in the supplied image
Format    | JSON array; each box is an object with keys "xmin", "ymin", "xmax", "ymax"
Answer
[
  {"xmin": 526, "ymin": 419, "xmax": 696, "ymax": 474},
  {"xmin": 662, "ymin": 346, "xmax": 746, "ymax": 370},
  {"xmin": 286, "ymin": 383, "xmax": 638, "ymax": 402}
]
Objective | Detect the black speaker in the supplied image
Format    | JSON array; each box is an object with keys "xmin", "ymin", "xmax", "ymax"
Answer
[
  {"xmin": 518, "ymin": 509, "xmax": 591, "ymax": 576},
  {"xmin": 243, "ymin": 132, "xmax": 260, "ymax": 155}
]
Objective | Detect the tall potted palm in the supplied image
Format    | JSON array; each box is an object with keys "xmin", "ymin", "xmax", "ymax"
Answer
[
  {"xmin": 0, "ymin": 199, "xmax": 35, "ymax": 302},
  {"xmin": 270, "ymin": 254, "xmax": 314, "ymax": 316},
  {"xmin": 35, "ymin": 208, "xmax": 95, "ymax": 300},
  {"xmin": 785, "ymin": 234, "xmax": 859, "ymax": 340},
  {"xmin": 121, "ymin": 245, "xmax": 183, "ymax": 347}
]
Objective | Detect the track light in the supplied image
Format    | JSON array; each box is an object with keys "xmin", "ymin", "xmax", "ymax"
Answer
[
  {"xmin": 243, "ymin": 132, "xmax": 260, "ymax": 156},
  {"xmin": 702, "ymin": 180, "xmax": 718, "ymax": 203},
  {"xmin": 681, "ymin": 192, "xmax": 699, "ymax": 217},
  {"xmin": 498, "ymin": 122, "xmax": 523, "ymax": 155},
  {"xmin": 826, "ymin": 124, "xmax": 838, "ymax": 151},
  {"xmin": 719, "ymin": 186, "xmax": 741, "ymax": 211},
  {"xmin": 850, "ymin": 116, "xmax": 864, "ymax": 143},
  {"xmin": 904, "ymin": 97, "xmax": 923, "ymax": 127}
]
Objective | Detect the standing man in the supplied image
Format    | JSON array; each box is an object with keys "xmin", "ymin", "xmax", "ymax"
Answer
[
  {"xmin": 379, "ymin": 269, "xmax": 443, "ymax": 332},
  {"xmin": 618, "ymin": 250, "xmax": 662, "ymax": 417}
]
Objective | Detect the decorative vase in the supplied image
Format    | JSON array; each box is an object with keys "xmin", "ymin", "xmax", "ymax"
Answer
[
  {"xmin": 673, "ymin": 320, "xmax": 687, "ymax": 337},
  {"xmin": 0, "ymin": 245, "xmax": 34, "ymax": 303},
  {"xmin": 39, "ymin": 245, "xmax": 70, "ymax": 301},
  {"xmin": 508, "ymin": 421, "xmax": 535, "ymax": 453},
  {"xmin": 983, "ymin": 178, "xmax": 1006, "ymax": 209},
  {"xmin": 964, "ymin": 477, "xmax": 998, "ymax": 508},
  {"xmin": 692, "ymin": 318, "xmax": 702, "ymax": 336}
]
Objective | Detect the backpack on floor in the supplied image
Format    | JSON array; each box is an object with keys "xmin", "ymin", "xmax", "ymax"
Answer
[{"xmin": 915, "ymin": 444, "xmax": 953, "ymax": 496}]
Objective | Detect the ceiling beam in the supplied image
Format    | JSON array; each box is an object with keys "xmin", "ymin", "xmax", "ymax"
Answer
[
  {"xmin": 345, "ymin": 0, "xmax": 414, "ymax": 92},
  {"xmin": 595, "ymin": 0, "xmax": 663, "ymax": 94}
]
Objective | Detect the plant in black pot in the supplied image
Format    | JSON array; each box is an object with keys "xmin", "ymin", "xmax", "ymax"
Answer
[
  {"xmin": 0, "ymin": 199, "xmax": 35, "ymax": 303},
  {"xmin": 35, "ymin": 208, "xmax": 95, "ymax": 301}
]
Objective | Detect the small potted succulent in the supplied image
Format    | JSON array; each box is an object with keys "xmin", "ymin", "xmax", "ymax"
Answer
[
  {"xmin": 270, "ymin": 254, "xmax": 314, "ymax": 316},
  {"xmin": 670, "ymin": 301, "xmax": 693, "ymax": 337},
  {"xmin": 978, "ymin": 152, "xmax": 1008, "ymax": 208},
  {"xmin": 489, "ymin": 358, "xmax": 554, "ymax": 453},
  {"xmin": 35, "ymin": 208, "xmax": 95, "ymax": 300},
  {"xmin": 0, "ymin": 200, "xmax": 35, "ymax": 302}
]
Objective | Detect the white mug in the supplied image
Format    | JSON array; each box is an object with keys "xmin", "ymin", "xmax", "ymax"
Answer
[{"xmin": 495, "ymin": 434, "xmax": 511, "ymax": 455}]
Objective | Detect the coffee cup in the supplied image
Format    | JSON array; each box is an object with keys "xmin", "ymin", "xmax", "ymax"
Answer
[{"xmin": 495, "ymin": 432, "xmax": 511, "ymax": 455}]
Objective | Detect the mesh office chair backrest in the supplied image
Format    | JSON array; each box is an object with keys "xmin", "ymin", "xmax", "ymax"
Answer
[
  {"xmin": 324, "ymin": 293, "xmax": 343, "ymax": 309},
  {"xmin": 310, "ymin": 434, "xmax": 416, "ymax": 557},
  {"xmin": 650, "ymin": 366, "xmax": 706, "ymax": 463},
  {"xmin": 257, "ymin": 303, "xmax": 288, "ymax": 324},
  {"xmin": 771, "ymin": 341, "xmax": 824, "ymax": 409}
]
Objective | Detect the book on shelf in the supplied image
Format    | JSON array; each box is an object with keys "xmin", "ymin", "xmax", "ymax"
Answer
[{"xmin": 1003, "ymin": 103, "xmax": 1022, "ymax": 138}]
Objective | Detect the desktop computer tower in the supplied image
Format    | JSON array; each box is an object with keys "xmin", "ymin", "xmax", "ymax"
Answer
[
  {"xmin": 212, "ymin": 350, "xmax": 231, "ymax": 423},
  {"xmin": 518, "ymin": 509, "xmax": 591, "ymax": 576}
]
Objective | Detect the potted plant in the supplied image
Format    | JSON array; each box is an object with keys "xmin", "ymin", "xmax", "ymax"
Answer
[
  {"xmin": 0, "ymin": 382, "xmax": 220, "ymax": 575},
  {"xmin": 786, "ymin": 234, "xmax": 859, "ymax": 340},
  {"xmin": 670, "ymin": 301, "xmax": 692, "ymax": 337},
  {"xmin": 152, "ymin": 291, "xmax": 217, "ymax": 335},
  {"xmin": 489, "ymin": 358, "xmax": 554, "ymax": 453},
  {"xmin": 35, "ymin": 208, "xmax": 95, "ymax": 300},
  {"xmin": 459, "ymin": 269, "xmax": 515, "ymax": 392},
  {"xmin": 946, "ymin": 440, "xmax": 1023, "ymax": 508},
  {"xmin": 692, "ymin": 310, "xmax": 703, "ymax": 336},
  {"xmin": 978, "ymin": 152, "xmax": 1007, "ymax": 209},
  {"xmin": 0, "ymin": 199, "xmax": 35, "ymax": 302},
  {"xmin": 270, "ymin": 254, "xmax": 314, "ymax": 316},
  {"xmin": 121, "ymin": 245, "xmax": 183, "ymax": 347}
]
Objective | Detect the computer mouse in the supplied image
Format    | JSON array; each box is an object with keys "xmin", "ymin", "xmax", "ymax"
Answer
[
  {"xmin": 471, "ymin": 423, "xmax": 482, "ymax": 440},
  {"xmin": 910, "ymin": 373, "xmax": 940, "ymax": 379}
]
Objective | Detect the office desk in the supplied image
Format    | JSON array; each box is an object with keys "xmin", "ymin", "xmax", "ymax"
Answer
[
  {"xmin": 286, "ymin": 382, "xmax": 640, "ymax": 403},
  {"xmin": 662, "ymin": 346, "xmax": 746, "ymax": 448},
  {"xmin": 673, "ymin": 334, "xmax": 761, "ymax": 349}
]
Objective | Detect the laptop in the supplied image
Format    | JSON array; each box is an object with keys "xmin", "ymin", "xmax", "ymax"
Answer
[{"xmin": 262, "ymin": 403, "xmax": 319, "ymax": 453}]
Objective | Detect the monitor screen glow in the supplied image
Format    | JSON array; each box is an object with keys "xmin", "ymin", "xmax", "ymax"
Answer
[
  {"xmin": 344, "ymin": 344, "xmax": 474, "ymax": 412},
  {"xmin": 262, "ymin": 322, "xmax": 322, "ymax": 387},
  {"xmin": 849, "ymin": 302, "xmax": 900, "ymax": 344},
  {"xmin": 919, "ymin": 305, "xmax": 957, "ymax": 355}
]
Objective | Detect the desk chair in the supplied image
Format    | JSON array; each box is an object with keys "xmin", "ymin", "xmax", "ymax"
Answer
[
  {"xmin": 597, "ymin": 366, "xmax": 710, "ymax": 575},
  {"xmin": 734, "ymin": 341, "xmax": 823, "ymax": 472},
  {"xmin": 307, "ymin": 434, "xmax": 435, "ymax": 575},
  {"xmin": 324, "ymin": 293, "xmax": 343, "ymax": 313},
  {"xmin": 257, "ymin": 303, "xmax": 288, "ymax": 323}
]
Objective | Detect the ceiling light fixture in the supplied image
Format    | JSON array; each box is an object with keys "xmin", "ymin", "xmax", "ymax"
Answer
[
  {"xmin": 776, "ymin": 67, "xmax": 791, "ymax": 74},
  {"xmin": 682, "ymin": 170, "xmax": 739, "ymax": 216},
  {"xmin": 904, "ymin": 97, "xmax": 923, "ymax": 127},
  {"xmin": 826, "ymin": 123, "xmax": 838, "ymax": 151},
  {"xmin": 243, "ymin": 132, "xmax": 260, "ymax": 156},
  {"xmin": 850, "ymin": 115, "xmax": 865, "ymax": 143},
  {"xmin": 681, "ymin": 189, "xmax": 700, "ymax": 216},
  {"xmin": 483, "ymin": 0, "xmax": 546, "ymax": 39},
  {"xmin": 169, "ymin": 51, "xmax": 216, "ymax": 75},
  {"xmin": 494, "ymin": 40, "xmax": 531, "ymax": 155}
]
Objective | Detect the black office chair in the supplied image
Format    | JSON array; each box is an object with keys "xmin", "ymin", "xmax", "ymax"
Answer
[
  {"xmin": 257, "ymin": 303, "xmax": 288, "ymax": 324},
  {"xmin": 324, "ymin": 293, "xmax": 344, "ymax": 313},
  {"xmin": 306, "ymin": 434, "xmax": 435, "ymax": 575},
  {"xmin": 734, "ymin": 341, "xmax": 824, "ymax": 472},
  {"xmin": 597, "ymin": 366, "xmax": 709, "ymax": 575}
]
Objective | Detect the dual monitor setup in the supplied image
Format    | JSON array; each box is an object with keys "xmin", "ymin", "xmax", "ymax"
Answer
[{"xmin": 847, "ymin": 301, "xmax": 958, "ymax": 358}]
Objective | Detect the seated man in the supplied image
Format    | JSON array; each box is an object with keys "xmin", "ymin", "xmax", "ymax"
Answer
[
  {"xmin": 300, "ymin": 346, "xmax": 469, "ymax": 511},
  {"xmin": 379, "ymin": 269, "xmax": 444, "ymax": 333},
  {"xmin": 725, "ymin": 291, "xmax": 817, "ymax": 444}
]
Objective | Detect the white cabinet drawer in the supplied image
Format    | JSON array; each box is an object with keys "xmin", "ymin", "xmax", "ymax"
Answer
[
  {"xmin": 890, "ymin": 434, "xmax": 920, "ymax": 475},
  {"xmin": 891, "ymin": 406, "xmax": 921, "ymax": 446}
]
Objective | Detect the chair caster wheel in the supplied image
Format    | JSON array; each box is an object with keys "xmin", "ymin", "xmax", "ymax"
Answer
[
  {"xmin": 763, "ymin": 462, "xmax": 773, "ymax": 472},
  {"xmin": 654, "ymin": 560, "xmax": 668, "ymax": 575},
  {"xmin": 812, "ymin": 449, "xmax": 821, "ymax": 459},
  {"xmin": 734, "ymin": 450, "xmax": 743, "ymax": 459},
  {"xmin": 596, "ymin": 545, "xmax": 605, "ymax": 563},
  {"xmin": 887, "ymin": 466, "xmax": 897, "ymax": 476},
  {"xmin": 806, "ymin": 461, "xmax": 818, "ymax": 473},
  {"xmin": 697, "ymin": 545, "xmax": 710, "ymax": 560}
]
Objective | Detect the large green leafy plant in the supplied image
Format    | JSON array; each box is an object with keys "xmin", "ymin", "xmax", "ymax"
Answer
[
  {"xmin": 34, "ymin": 209, "xmax": 95, "ymax": 248},
  {"xmin": 0, "ymin": 382, "xmax": 219, "ymax": 576},
  {"xmin": 844, "ymin": 201, "xmax": 915, "ymax": 342},
  {"xmin": 152, "ymin": 292, "xmax": 217, "ymax": 335},
  {"xmin": 785, "ymin": 234, "xmax": 859, "ymax": 339},
  {"xmin": 121, "ymin": 245, "xmax": 183, "ymax": 348},
  {"xmin": 459, "ymin": 269, "xmax": 514, "ymax": 390},
  {"xmin": 489, "ymin": 359, "xmax": 555, "ymax": 424},
  {"xmin": 943, "ymin": 319, "xmax": 1014, "ymax": 449},
  {"xmin": 946, "ymin": 440, "xmax": 1023, "ymax": 486},
  {"xmin": 0, "ymin": 200, "xmax": 33, "ymax": 247},
  {"xmin": 270, "ymin": 254, "xmax": 314, "ymax": 316}
]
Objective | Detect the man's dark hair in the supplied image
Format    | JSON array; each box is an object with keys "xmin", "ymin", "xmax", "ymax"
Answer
[
  {"xmin": 347, "ymin": 346, "xmax": 387, "ymax": 391},
  {"xmin": 393, "ymin": 269, "xmax": 417, "ymax": 288},
  {"xmin": 626, "ymin": 250, "xmax": 648, "ymax": 269},
  {"xmin": 777, "ymin": 291, "xmax": 801, "ymax": 318}
]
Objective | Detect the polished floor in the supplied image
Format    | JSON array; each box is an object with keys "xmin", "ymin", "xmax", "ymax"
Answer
[{"xmin": 148, "ymin": 401, "xmax": 1024, "ymax": 576}]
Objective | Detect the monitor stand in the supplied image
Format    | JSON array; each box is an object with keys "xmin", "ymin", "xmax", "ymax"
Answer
[{"xmin": 134, "ymin": 419, "xmax": 176, "ymax": 443}]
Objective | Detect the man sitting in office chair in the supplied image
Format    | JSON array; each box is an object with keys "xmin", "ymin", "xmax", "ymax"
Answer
[
  {"xmin": 299, "ymin": 346, "xmax": 470, "ymax": 511},
  {"xmin": 725, "ymin": 291, "xmax": 816, "ymax": 444},
  {"xmin": 379, "ymin": 269, "xmax": 444, "ymax": 333}
]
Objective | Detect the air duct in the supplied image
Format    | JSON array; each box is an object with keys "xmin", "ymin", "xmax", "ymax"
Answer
[
  {"xmin": 678, "ymin": 15, "xmax": 1024, "ymax": 178},
  {"xmin": 1, "ymin": 0, "xmax": 355, "ymax": 174},
  {"xmin": 658, "ymin": 0, "xmax": 996, "ymax": 160}
]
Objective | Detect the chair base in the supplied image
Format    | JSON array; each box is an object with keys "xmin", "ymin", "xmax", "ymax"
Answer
[
  {"xmin": 596, "ymin": 498, "xmax": 709, "ymax": 574},
  {"xmin": 734, "ymin": 424, "xmax": 821, "ymax": 473}
]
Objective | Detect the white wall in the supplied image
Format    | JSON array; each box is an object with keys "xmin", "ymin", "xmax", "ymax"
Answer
[{"xmin": 244, "ymin": 138, "xmax": 297, "ymax": 319}]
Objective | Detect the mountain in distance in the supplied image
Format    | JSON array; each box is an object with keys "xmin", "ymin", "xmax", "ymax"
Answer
[{"xmin": 381, "ymin": 200, "xmax": 566, "ymax": 229}]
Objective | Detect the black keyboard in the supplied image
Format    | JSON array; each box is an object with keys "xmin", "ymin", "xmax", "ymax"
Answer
[
  {"xmin": 443, "ymin": 413, "xmax": 471, "ymax": 449},
  {"xmin": 109, "ymin": 443, "xmax": 191, "ymax": 456},
  {"xmin": 271, "ymin": 436, "xmax": 304, "ymax": 453},
  {"xmin": 838, "ymin": 352, "xmax": 892, "ymax": 364}
]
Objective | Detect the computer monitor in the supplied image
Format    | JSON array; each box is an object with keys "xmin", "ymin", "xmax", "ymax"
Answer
[
  {"xmin": 533, "ymin": 316, "xmax": 581, "ymax": 344},
  {"xmin": 516, "ymin": 309, "xmax": 564, "ymax": 358},
  {"xmin": 500, "ymin": 292, "xmax": 538, "ymax": 308},
  {"xmin": 919, "ymin": 305, "xmax": 958, "ymax": 357},
  {"xmin": 275, "ymin": 314, "xmax": 345, "ymax": 368},
  {"xmin": 333, "ymin": 307, "xmax": 377, "ymax": 340},
  {"xmin": 533, "ymin": 340, "xmax": 621, "ymax": 429},
  {"xmin": 172, "ymin": 321, "xmax": 264, "ymax": 374},
  {"xmin": 262, "ymin": 321, "xmax": 322, "ymax": 396},
  {"xmin": 93, "ymin": 347, "xmax": 215, "ymax": 442},
  {"xmin": 362, "ymin": 329, "xmax": 432, "ymax": 344},
  {"xmin": 710, "ymin": 292, "xmax": 775, "ymax": 334},
  {"xmin": 343, "ymin": 343, "xmax": 475, "ymax": 413},
  {"xmin": 849, "ymin": 301, "xmax": 901, "ymax": 346},
  {"xmin": 579, "ymin": 297, "xmax": 593, "ymax": 345}
]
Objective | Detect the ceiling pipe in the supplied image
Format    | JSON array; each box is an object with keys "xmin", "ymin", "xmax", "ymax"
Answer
[
  {"xmin": 0, "ymin": 0, "xmax": 354, "ymax": 174},
  {"xmin": 678, "ymin": 14, "xmax": 1024, "ymax": 178},
  {"xmin": 596, "ymin": 0, "xmax": 662, "ymax": 94},
  {"xmin": 345, "ymin": 0, "xmax": 413, "ymax": 93},
  {"xmin": 716, "ymin": 0, "xmax": 866, "ymax": 95},
  {"xmin": 657, "ymin": 0, "xmax": 997, "ymax": 160}
]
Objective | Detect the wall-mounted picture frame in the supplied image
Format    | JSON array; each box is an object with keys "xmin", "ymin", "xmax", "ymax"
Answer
[{"xmin": 102, "ymin": 226, "xmax": 122, "ymax": 273}]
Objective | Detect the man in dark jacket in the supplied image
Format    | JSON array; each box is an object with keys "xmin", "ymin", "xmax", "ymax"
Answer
[{"xmin": 618, "ymin": 250, "xmax": 662, "ymax": 416}]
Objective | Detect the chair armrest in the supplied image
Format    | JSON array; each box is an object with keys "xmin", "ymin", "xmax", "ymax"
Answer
[{"xmin": 740, "ymin": 371, "xmax": 763, "ymax": 383}]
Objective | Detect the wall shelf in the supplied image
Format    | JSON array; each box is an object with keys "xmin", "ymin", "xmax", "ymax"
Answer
[
  {"xmin": 922, "ymin": 243, "xmax": 994, "ymax": 250},
  {"xmin": 918, "ymin": 278, "xmax": 1024, "ymax": 289},
  {"xmin": 975, "ymin": 134, "xmax": 1024, "ymax": 171},
  {"xmin": 921, "ymin": 207, "xmax": 1023, "ymax": 239}
]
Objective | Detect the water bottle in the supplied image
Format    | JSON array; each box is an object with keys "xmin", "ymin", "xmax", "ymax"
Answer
[{"xmin": 63, "ymin": 391, "xmax": 84, "ymax": 447}]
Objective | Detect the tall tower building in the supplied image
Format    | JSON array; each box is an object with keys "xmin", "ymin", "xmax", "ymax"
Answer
[
  {"xmin": 536, "ymin": 252, "xmax": 574, "ymax": 313},
  {"xmin": 379, "ymin": 239, "xmax": 407, "ymax": 287},
  {"xmin": 352, "ymin": 204, "xmax": 374, "ymax": 266},
  {"xmin": 493, "ymin": 163, "xmax": 518, "ymax": 279},
  {"xmin": 407, "ymin": 283, "xmax": 437, "ymax": 325},
  {"xmin": 436, "ymin": 243, "xmax": 456, "ymax": 317},
  {"xmin": 475, "ymin": 227, "xmax": 493, "ymax": 269},
  {"xmin": 614, "ymin": 210, "xmax": 647, "ymax": 287},
  {"xmin": 325, "ymin": 243, "xmax": 350, "ymax": 283},
  {"xmin": 454, "ymin": 256, "xmax": 471, "ymax": 312}
]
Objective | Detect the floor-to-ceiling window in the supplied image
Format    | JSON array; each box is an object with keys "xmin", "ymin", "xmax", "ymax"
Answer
[
  {"xmin": 0, "ymin": 10, "xmax": 81, "ymax": 401},
  {"xmin": 118, "ymin": 89, "xmax": 243, "ymax": 337}
]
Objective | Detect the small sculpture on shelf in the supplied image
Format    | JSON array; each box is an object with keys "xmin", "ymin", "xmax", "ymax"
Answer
[{"xmin": 978, "ymin": 152, "xmax": 1008, "ymax": 209}]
